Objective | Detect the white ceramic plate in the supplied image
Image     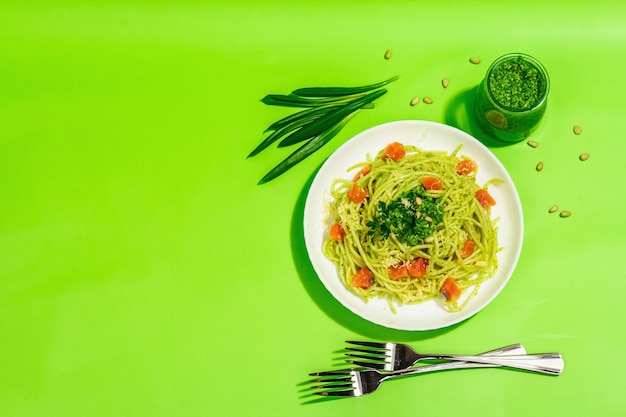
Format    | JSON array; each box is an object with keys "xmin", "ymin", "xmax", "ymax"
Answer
[{"xmin": 303, "ymin": 120, "xmax": 523, "ymax": 331}]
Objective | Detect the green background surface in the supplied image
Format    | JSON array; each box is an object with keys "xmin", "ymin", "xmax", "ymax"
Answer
[{"xmin": 2, "ymin": 1, "xmax": 625, "ymax": 416}]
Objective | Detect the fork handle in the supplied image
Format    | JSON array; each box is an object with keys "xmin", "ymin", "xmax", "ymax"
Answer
[
  {"xmin": 384, "ymin": 353, "xmax": 564, "ymax": 380},
  {"xmin": 432, "ymin": 354, "xmax": 565, "ymax": 375}
]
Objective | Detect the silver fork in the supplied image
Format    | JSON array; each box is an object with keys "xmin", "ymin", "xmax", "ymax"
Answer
[
  {"xmin": 345, "ymin": 340, "xmax": 564, "ymax": 374},
  {"xmin": 310, "ymin": 344, "xmax": 559, "ymax": 397}
]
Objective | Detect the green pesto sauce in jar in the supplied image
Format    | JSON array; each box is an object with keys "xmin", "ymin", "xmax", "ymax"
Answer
[
  {"xmin": 488, "ymin": 57, "xmax": 544, "ymax": 111},
  {"xmin": 475, "ymin": 53, "xmax": 549, "ymax": 142}
]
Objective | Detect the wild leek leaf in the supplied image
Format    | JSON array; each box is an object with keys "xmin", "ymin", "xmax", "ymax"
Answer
[
  {"xmin": 263, "ymin": 104, "xmax": 336, "ymax": 133},
  {"xmin": 253, "ymin": 75, "xmax": 398, "ymax": 183},
  {"xmin": 248, "ymin": 110, "xmax": 323, "ymax": 158},
  {"xmin": 276, "ymin": 89, "xmax": 387, "ymax": 147},
  {"xmin": 260, "ymin": 93, "xmax": 364, "ymax": 108},
  {"xmin": 257, "ymin": 112, "xmax": 357, "ymax": 185},
  {"xmin": 291, "ymin": 75, "xmax": 399, "ymax": 97}
]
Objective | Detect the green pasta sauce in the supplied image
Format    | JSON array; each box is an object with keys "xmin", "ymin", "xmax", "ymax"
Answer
[{"xmin": 323, "ymin": 144, "xmax": 501, "ymax": 312}]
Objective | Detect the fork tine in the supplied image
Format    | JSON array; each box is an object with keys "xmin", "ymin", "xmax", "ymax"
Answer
[
  {"xmin": 345, "ymin": 346, "xmax": 390, "ymax": 356},
  {"xmin": 346, "ymin": 340, "xmax": 387, "ymax": 349},
  {"xmin": 311, "ymin": 382, "xmax": 353, "ymax": 389},
  {"xmin": 309, "ymin": 376, "xmax": 352, "ymax": 384},
  {"xmin": 346, "ymin": 359, "xmax": 386, "ymax": 369},
  {"xmin": 345, "ymin": 352, "xmax": 388, "ymax": 363},
  {"xmin": 309, "ymin": 368, "xmax": 357, "ymax": 397},
  {"xmin": 315, "ymin": 389, "xmax": 356, "ymax": 397}
]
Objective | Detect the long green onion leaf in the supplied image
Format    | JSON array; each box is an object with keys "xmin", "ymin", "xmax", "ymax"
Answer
[
  {"xmin": 258, "ymin": 112, "xmax": 357, "ymax": 185},
  {"xmin": 260, "ymin": 93, "xmax": 367, "ymax": 108},
  {"xmin": 264, "ymin": 104, "xmax": 337, "ymax": 133},
  {"xmin": 291, "ymin": 75, "xmax": 399, "ymax": 97},
  {"xmin": 276, "ymin": 120, "xmax": 326, "ymax": 148},
  {"xmin": 276, "ymin": 88, "xmax": 387, "ymax": 147},
  {"xmin": 248, "ymin": 111, "xmax": 323, "ymax": 158}
]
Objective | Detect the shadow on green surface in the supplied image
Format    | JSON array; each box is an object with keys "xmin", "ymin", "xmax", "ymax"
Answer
[
  {"xmin": 290, "ymin": 170, "xmax": 463, "ymax": 342},
  {"xmin": 444, "ymin": 85, "xmax": 512, "ymax": 149}
]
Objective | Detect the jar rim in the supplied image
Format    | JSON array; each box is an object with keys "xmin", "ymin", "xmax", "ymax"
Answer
[{"xmin": 485, "ymin": 53, "xmax": 550, "ymax": 113}]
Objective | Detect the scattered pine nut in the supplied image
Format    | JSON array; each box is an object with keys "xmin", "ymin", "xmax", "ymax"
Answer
[
  {"xmin": 424, "ymin": 236, "xmax": 435, "ymax": 243},
  {"xmin": 527, "ymin": 140, "xmax": 539, "ymax": 148},
  {"xmin": 425, "ymin": 216, "xmax": 433, "ymax": 222},
  {"xmin": 579, "ymin": 153, "xmax": 590, "ymax": 161},
  {"xmin": 442, "ymin": 78, "xmax": 449, "ymax": 88},
  {"xmin": 573, "ymin": 125, "xmax": 582, "ymax": 135},
  {"xmin": 560, "ymin": 211, "xmax": 572, "ymax": 218},
  {"xmin": 423, "ymin": 97, "xmax": 433, "ymax": 104},
  {"xmin": 549, "ymin": 205, "xmax": 559, "ymax": 213},
  {"xmin": 536, "ymin": 161, "xmax": 544, "ymax": 171},
  {"xmin": 470, "ymin": 56, "xmax": 481, "ymax": 64},
  {"xmin": 384, "ymin": 49, "xmax": 392, "ymax": 60},
  {"xmin": 415, "ymin": 196, "xmax": 423, "ymax": 205},
  {"xmin": 410, "ymin": 96, "xmax": 420, "ymax": 106}
]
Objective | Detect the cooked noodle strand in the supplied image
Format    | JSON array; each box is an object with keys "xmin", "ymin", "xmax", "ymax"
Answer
[{"xmin": 322, "ymin": 144, "xmax": 501, "ymax": 312}]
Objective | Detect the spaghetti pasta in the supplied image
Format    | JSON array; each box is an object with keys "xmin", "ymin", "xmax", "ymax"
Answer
[{"xmin": 322, "ymin": 142, "xmax": 502, "ymax": 312}]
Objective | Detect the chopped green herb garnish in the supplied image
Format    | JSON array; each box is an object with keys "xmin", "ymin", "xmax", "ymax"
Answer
[{"xmin": 366, "ymin": 187, "xmax": 443, "ymax": 246}]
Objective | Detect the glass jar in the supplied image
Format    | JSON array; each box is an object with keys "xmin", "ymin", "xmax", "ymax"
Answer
[{"xmin": 475, "ymin": 53, "xmax": 549, "ymax": 143}]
